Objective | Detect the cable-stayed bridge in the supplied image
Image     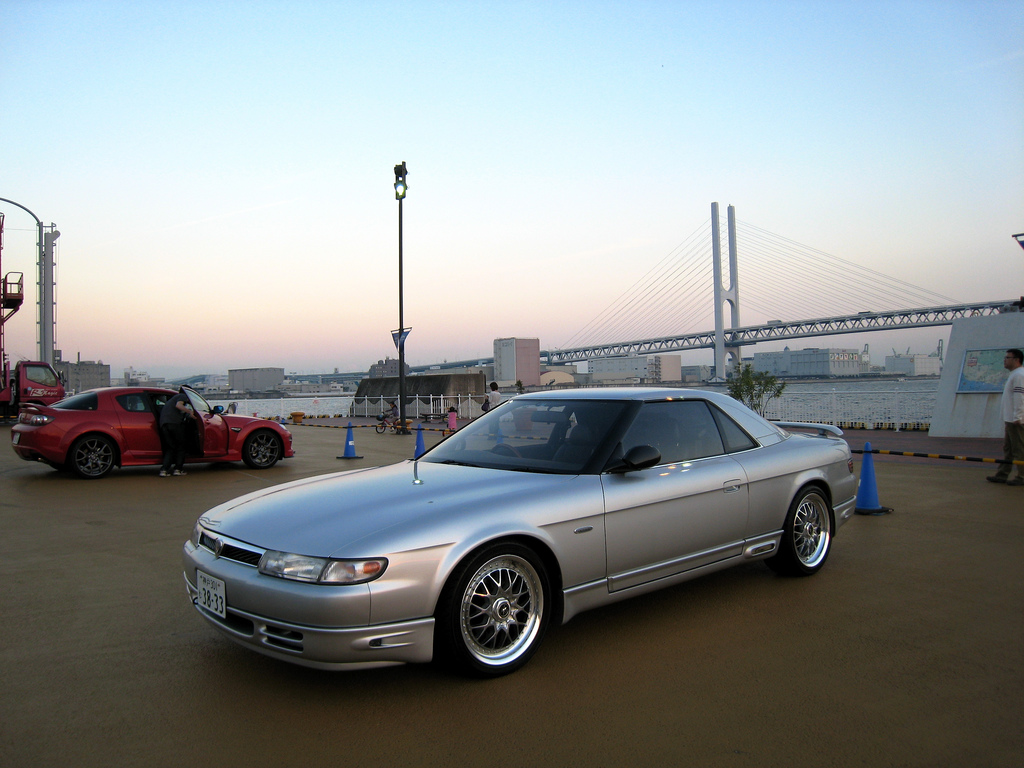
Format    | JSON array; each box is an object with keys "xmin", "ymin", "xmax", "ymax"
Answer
[
  {"xmin": 544, "ymin": 203, "xmax": 1022, "ymax": 376},
  {"xmin": 543, "ymin": 301, "xmax": 1014, "ymax": 365},
  {"xmin": 418, "ymin": 204, "xmax": 1020, "ymax": 375}
]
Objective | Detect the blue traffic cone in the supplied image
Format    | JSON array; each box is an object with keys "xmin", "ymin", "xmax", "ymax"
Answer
[
  {"xmin": 855, "ymin": 442, "xmax": 892, "ymax": 515},
  {"xmin": 336, "ymin": 422, "xmax": 363, "ymax": 460},
  {"xmin": 414, "ymin": 426, "xmax": 426, "ymax": 458}
]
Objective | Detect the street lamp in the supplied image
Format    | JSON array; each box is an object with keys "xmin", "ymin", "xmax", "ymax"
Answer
[
  {"xmin": 393, "ymin": 162, "xmax": 411, "ymax": 434},
  {"xmin": 0, "ymin": 197, "xmax": 57, "ymax": 365}
]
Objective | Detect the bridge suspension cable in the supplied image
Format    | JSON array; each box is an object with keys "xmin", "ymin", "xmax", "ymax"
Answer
[{"xmin": 560, "ymin": 216, "xmax": 964, "ymax": 351}]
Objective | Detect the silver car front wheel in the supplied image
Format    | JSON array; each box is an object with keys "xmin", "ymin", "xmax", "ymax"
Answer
[{"xmin": 437, "ymin": 543, "xmax": 550, "ymax": 677}]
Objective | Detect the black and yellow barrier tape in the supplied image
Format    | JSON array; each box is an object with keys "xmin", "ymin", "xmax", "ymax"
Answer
[{"xmin": 851, "ymin": 448, "xmax": 1023, "ymax": 466}]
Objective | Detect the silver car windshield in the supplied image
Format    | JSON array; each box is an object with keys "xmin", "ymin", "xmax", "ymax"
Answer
[{"xmin": 420, "ymin": 399, "xmax": 631, "ymax": 474}]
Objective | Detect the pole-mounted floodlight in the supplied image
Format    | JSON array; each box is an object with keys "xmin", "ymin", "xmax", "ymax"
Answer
[
  {"xmin": 394, "ymin": 162, "xmax": 408, "ymax": 200},
  {"xmin": 1013, "ymin": 232, "xmax": 1024, "ymax": 251},
  {"xmin": 394, "ymin": 162, "xmax": 411, "ymax": 434}
]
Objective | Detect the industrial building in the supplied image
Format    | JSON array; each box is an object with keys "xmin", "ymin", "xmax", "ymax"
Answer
[
  {"xmin": 753, "ymin": 347, "xmax": 864, "ymax": 378},
  {"xmin": 368, "ymin": 357, "xmax": 411, "ymax": 378},
  {"xmin": 494, "ymin": 337, "xmax": 540, "ymax": 387},
  {"xmin": 884, "ymin": 353, "xmax": 942, "ymax": 376},
  {"xmin": 228, "ymin": 367, "xmax": 285, "ymax": 392},
  {"xmin": 589, "ymin": 354, "xmax": 682, "ymax": 384},
  {"xmin": 54, "ymin": 352, "xmax": 110, "ymax": 392}
]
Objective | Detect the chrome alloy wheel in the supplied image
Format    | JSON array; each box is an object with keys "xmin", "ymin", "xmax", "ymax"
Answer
[
  {"xmin": 792, "ymin": 491, "xmax": 830, "ymax": 568},
  {"xmin": 459, "ymin": 555, "xmax": 544, "ymax": 667}
]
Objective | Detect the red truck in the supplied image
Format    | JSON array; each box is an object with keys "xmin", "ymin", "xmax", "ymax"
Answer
[{"xmin": 2, "ymin": 359, "xmax": 65, "ymax": 419}]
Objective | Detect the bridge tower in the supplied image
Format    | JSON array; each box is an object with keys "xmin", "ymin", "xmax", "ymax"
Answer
[{"xmin": 712, "ymin": 203, "xmax": 741, "ymax": 381}]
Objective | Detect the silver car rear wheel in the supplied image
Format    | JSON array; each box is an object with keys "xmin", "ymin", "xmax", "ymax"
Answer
[
  {"xmin": 767, "ymin": 487, "xmax": 832, "ymax": 576},
  {"xmin": 437, "ymin": 543, "xmax": 550, "ymax": 676}
]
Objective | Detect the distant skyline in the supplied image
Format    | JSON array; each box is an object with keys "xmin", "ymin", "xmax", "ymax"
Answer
[{"xmin": 2, "ymin": 1, "xmax": 1021, "ymax": 379}]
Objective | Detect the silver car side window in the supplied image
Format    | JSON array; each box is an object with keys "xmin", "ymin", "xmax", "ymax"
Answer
[{"xmin": 622, "ymin": 401, "xmax": 725, "ymax": 463}]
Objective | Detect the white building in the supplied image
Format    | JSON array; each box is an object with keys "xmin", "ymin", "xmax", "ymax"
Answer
[
  {"xmin": 753, "ymin": 347, "xmax": 863, "ymax": 378},
  {"xmin": 229, "ymin": 367, "xmax": 285, "ymax": 392},
  {"xmin": 884, "ymin": 354, "xmax": 942, "ymax": 376},
  {"xmin": 494, "ymin": 338, "xmax": 540, "ymax": 387},
  {"xmin": 590, "ymin": 354, "xmax": 682, "ymax": 383}
]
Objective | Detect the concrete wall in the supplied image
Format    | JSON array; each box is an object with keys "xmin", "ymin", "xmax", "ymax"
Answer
[
  {"xmin": 355, "ymin": 372, "xmax": 486, "ymax": 398},
  {"xmin": 930, "ymin": 312, "xmax": 1024, "ymax": 437}
]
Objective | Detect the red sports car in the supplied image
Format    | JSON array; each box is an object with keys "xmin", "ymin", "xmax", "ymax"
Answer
[{"xmin": 11, "ymin": 386, "xmax": 294, "ymax": 479}]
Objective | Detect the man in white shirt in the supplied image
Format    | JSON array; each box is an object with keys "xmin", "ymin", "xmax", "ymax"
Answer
[
  {"xmin": 987, "ymin": 348, "xmax": 1024, "ymax": 486},
  {"xmin": 486, "ymin": 381, "xmax": 502, "ymax": 411}
]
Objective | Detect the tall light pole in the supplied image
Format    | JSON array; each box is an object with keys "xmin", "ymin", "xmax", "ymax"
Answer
[
  {"xmin": 0, "ymin": 197, "xmax": 58, "ymax": 365},
  {"xmin": 393, "ymin": 162, "xmax": 411, "ymax": 434}
]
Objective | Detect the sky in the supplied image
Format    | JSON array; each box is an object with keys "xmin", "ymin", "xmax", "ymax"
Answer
[{"xmin": 2, "ymin": 0, "xmax": 1022, "ymax": 379}]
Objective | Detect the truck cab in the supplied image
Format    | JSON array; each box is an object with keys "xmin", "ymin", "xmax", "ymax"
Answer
[{"xmin": 2, "ymin": 360, "xmax": 65, "ymax": 419}]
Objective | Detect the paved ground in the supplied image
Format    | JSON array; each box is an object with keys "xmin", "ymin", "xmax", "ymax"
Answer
[{"xmin": 1, "ymin": 421, "xmax": 1020, "ymax": 768}]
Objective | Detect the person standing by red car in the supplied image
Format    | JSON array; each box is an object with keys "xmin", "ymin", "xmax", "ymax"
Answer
[{"xmin": 159, "ymin": 388, "xmax": 196, "ymax": 477}]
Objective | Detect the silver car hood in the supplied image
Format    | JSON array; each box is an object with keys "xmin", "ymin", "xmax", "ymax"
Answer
[{"xmin": 198, "ymin": 460, "xmax": 583, "ymax": 558}]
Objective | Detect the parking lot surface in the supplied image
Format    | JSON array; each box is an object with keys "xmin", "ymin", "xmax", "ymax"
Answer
[{"xmin": 1, "ymin": 422, "xmax": 1020, "ymax": 767}]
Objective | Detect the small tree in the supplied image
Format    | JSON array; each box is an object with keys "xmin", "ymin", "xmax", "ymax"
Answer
[
  {"xmin": 515, "ymin": 379, "xmax": 525, "ymax": 394},
  {"xmin": 727, "ymin": 364, "xmax": 786, "ymax": 416}
]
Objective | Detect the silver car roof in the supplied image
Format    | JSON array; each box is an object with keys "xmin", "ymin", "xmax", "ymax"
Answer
[
  {"xmin": 517, "ymin": 387, "xmax": 731, "ymax": 404},
  {"xmin": 515, "ymin": 387, "xmax": 785, "ymax": 442}
]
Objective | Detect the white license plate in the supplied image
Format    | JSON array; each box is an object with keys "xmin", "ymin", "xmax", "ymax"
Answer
[
  {"xmin": 196, "ymin": 571, "xmax": 226, "ymax": 618},
  {"xmin": 12, "ymin": 433, "xmax": 20, "ymax": 445}
]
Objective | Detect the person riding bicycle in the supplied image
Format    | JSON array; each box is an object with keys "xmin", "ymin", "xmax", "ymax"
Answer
[{"xmin": 388, "ymin": 401, "xmax": 399, "ymax": 422}]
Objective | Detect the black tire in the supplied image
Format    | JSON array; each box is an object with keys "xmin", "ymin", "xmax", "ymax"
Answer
[
  {"xmin": 67, "ymin": 434, "xmax": 116, "ymax": 479},
  {"xmin": 375, "ymin": 424, "xmax": 386, "ymax": 434},
  {"xmin": 434, "ymin": 542, "xmax": 551, "ymax": 677},
  {"xmin": 767, "ymin": 487, "xmax": 833, "ymax": 576},
  {"xmin": 241, "ymin": 430, "xmax": 283, "ymax": 469}
]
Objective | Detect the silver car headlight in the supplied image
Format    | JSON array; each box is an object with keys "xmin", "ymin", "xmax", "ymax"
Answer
[{"xmin": 258, "ymin": 550, "xmax": 387, "ymax": 584}]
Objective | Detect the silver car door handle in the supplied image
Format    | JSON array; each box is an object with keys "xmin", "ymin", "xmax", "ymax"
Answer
[{"xmin": 723, "ymin": 480, "xmax": 744, "ymax": 493}]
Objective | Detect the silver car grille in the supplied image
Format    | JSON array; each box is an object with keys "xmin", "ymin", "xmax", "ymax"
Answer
[{"xmin": 198, "ymin": 531, "xmax": 264, "ymax": 567}]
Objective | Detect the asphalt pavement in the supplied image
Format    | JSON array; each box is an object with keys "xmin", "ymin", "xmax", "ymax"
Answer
[{"xmin": 1, "ymin": 420, "xmax": 1020, "ymax": 768}]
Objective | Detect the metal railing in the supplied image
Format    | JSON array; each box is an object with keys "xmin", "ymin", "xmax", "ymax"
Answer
[
  {"xmin": 762, "ymin": 389, "xmax": 935, "ymax": 430},
  {"xmin": 209, "ymin": 388, "xmax": 936, "ymax": 430}
]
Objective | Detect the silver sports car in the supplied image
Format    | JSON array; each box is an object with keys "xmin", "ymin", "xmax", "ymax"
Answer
[{"xmin": 183, "ymin": 388, "xmax": 857, "ymax": 676}]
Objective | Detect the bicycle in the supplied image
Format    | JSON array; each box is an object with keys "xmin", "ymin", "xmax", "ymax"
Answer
[{"xmin": 375, "ymin": 414, "xmax": 399, "ymax": 434}]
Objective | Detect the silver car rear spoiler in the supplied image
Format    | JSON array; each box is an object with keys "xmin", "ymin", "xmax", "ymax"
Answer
[{"xmin": 773, "ymin": 421, "xmax": 845, "ymax": 437}]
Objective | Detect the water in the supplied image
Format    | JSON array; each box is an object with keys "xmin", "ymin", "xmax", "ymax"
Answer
[
  {"xmin": 207, "ymin": 395, "xmax": 355, "ymax": 420},
  {"xmin": 208, "ymin": 379, "xmax": 940, "ymax": 427},
  {"xmin": 708, "ymin": 379, "xmax": 939, "ymax": 427}
]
